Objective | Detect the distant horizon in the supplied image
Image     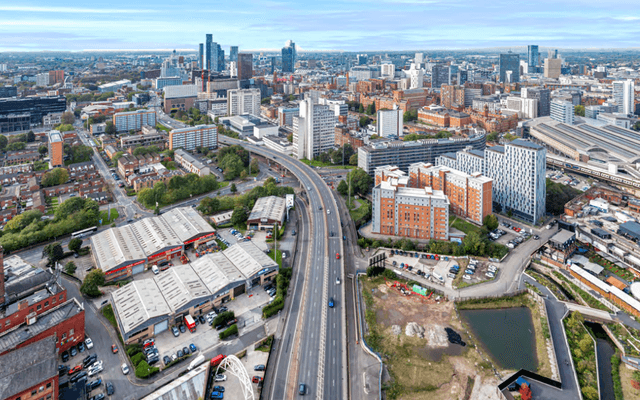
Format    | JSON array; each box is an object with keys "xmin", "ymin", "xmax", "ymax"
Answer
[{"xmin": 0, "ymin": 0, "xmax": 638, "ymax": 52}]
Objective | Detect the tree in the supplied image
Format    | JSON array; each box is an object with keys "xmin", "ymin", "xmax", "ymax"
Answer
[
  {"xmin": 574, "ymin": 105, "xmax": 585, "ymax": 117},
  {"xmin": 240, "ymin": 169, "xmax": 248, "ymax": 180},
  {"xmin": 7, "ymin": 142, "xmax": 26, "ymax": 151},
  {"xmin": 487, "ymin": 131, "xmax": 499, "ymax": 142},
  {"xmin": 81, "ymin": 269, "xmax": 105, "ymax": 297},
  {"xmin": 38, "ymin": 145, "xmax": 48, "ymax": 156},
  {"xmin": 337, "ymin": 180, "xmax": 348, "ymax": 196},
  {"xmin": 347, "ymin": 168, "xmax": 373, "ymax": 196},
  {"xmin": 68, "ymin": 238, "xmax": 83, "ymax": 253},
  {"xmin": 230, "ymin": 183, "xmax": 237, "ymax": 193},
  {"xmin": 26, "ymin": 131, "xmax": 36, "ymax": 142},
  {"xmin": 403, "ymin": 110, "xmax": 417, "ymax": 122},
  {"xmin": 483, "ymin": 214, "xmax": 499, "ymax": 231},
  {"xmin": 41, "ymin": 168, "xmax": 69, "ymax": 187},
  {"xmin": 349, "ymin": 153, "xmax": 358, "ymax": 165},
  {"xmin": 358, "ymin": 104, "xmax": 365, "ymax": 114},
  {"xmin": 286, "ymin": 133, "xmax": 293, "ymax": 143},
  {"xmin": 112, "ymin": 152, "xmax": 124, "ymax": 163},
  {"xmin": 366, "ymin": 102, "xmax": 376, "ymax": 115},
  {"xmin": 231, "ymin": 206, "xmax": 247, "ymax": 226},
  {"xmin": 250, "ymin": 159, "xmax": 259, "ymax": 174},
  {"xmin": 43, "ymin": 243, "xmax": 64, "ymax": 266},
  {"xmin": 64, "ymin": 261, "xmax": 77, "ymax": 275},
  {"xmin": 61, "ymin": 111, "xmax": 75, "ymax": 125},
  {"xmin": 581, "ymin": 387, "xmax": 598, "ymax": 400},
  {"xmin": 105, "ymin": 121, "xmax": 116, "ymax": 135},
  {"xmin": 0, "ymin": 135, "xmax": 7, "ymax": 150},
  {"xmin": 359, "ymin": 116, "xmax": 371, "ymax": 127}
]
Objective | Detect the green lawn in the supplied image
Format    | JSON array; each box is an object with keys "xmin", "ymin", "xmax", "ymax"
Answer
[
  {"xmin": 99, "ymin": 209, "xmax": 119, "ymax": 225},
  {"xmin": 450, "ymin": 216, "xmax": 483, "ymax": 235},
  {"xmin": 348, "ymin": 198, "xmax": 372, "ymax": 223},
  {"xmin": 269, "ymin": 248, "xmax": 283, "ymax": 268}
]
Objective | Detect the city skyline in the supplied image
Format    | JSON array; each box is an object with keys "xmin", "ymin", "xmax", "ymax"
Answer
[{"xmin": 1, "ymin": 0, "xmax": 639, "ymax": 52}]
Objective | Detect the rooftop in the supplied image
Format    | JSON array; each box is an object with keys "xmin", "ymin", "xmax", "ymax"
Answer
[
  {"xmin": 223, "ymin": 241, "xmax": 279, "ymax": 280},
  {"xmin": 550, "ymin": 229, "xmax": 575, "ymax": 245},
  {"xmin": 247, "ymin": 196, "xmax": 286, "ymax": 224},
  {"xmin": 161, "ymin": 207, "xmax": 214, "ymax": 243},
  {"xmin": 47, "ymin": 130, "xmax": 62, "ymax": 143},
  {"xmin": 0, "ymin": 336, "xmax": 57, "ymax": 400},
  {"xmin": 111, "ymin": 279, "xmax": 171, "ymax": 335}
]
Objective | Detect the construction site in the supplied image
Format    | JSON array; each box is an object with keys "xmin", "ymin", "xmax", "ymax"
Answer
[{"xmin": 360, "ymin": 274, "xmax": 503, "ymax": 400}]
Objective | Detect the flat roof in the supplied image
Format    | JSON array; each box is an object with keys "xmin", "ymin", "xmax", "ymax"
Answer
[
  {"xmin": 130, "ymin": 217, "xmax": 182, "ymax": 256},
  {"xmin": 0, "ymin": 299, "xmax": 83, "ymax": 354},
  {"xmin": 154, "ymin": 265, "xmax": 210, "ymax": 312},
  {"xmin": 0, "ymin": 336, "xmax": 57, "ymax": 400},
  {"xmin": 47, "ymin": 130, "xmax": 62, "ymax": 143},
  {"xmin": 161, "ymin": 207, "xmax": 214, "ymax": 243},
  {"xmin": 223, "ymin": 241, "xmax": 279, "ymax": 279},
  {"xmin": 140, "ymin": 363, "xmax": 207, "ymax": 400},
  {"xmin": 2, "ymin": 256, "xmax": 52, "ymax": 299},
  {"xmin": 111, "ymin": 280, "xmax": 171, "ymax": 335},
  {"xmin": 550, "ymin": 229, "xmax": 575, "ymax": 245},
  {"xmin": 620, "ymin": 221, "xmax": 640, "ymax": 238},
  {"xmin": 247, "ymin": 196, "xmax": 286, "ymax": 224},
  {"xmin": 189, "ymin": 253, "xmax": 243, "ymax": 295}
]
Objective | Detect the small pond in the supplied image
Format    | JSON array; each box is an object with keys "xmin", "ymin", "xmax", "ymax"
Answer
[{"xmin": 460, "ymin": 307, "xmax": 538, "ymax": 371}]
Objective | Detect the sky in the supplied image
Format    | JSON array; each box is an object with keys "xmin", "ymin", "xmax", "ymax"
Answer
[{"xmin": 0, "ymin": 0, "xmax": 639, "ymax": 52}]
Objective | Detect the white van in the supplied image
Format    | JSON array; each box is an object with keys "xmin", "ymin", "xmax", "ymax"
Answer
[
  {"xmin": 432, "ymin": 272, "xmax": 444, "ymax": 284},
  {"xmin": 151, "ymin": 265, "xmax": 159, "ymax": 275}
]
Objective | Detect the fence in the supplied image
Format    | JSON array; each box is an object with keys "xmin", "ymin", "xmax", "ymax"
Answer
[
  {"xmin": 354, "ymin": 272, "xmax": 383, "ymax": 400},
  {"xmin": 453, "ymin": 289, "xmax": 527, "ymax": 303}
]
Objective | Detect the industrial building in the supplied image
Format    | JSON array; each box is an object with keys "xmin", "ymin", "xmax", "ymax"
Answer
[
  {"xmin": 90, "ymin": 207, "xmax": 216, "ymax": 281},
  {"xmin": 246, "ymin": 196, "xmax": 286, "ymax": 230},
  {"xmin": 111, "ymin": 241, "xmax": 278, "ymax": 344}
]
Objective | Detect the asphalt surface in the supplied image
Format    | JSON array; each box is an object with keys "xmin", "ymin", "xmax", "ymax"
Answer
[{"xmin": 217, "ymin": 136, "xmax": 346, "ymax": 400}]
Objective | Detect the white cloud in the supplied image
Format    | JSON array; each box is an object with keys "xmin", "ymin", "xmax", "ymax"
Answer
[
  {"xmin": 0, "ymin": 5, "xmax": 156, "ymax": 14},
  {"xmin": 614, "ymin": 16, "xmax": 640, "ymax": 21}
]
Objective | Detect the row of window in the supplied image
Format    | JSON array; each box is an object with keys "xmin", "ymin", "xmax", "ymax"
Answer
[{"xmin": 3, "ymin": 294, "xmax": 65, "ymax": 328}]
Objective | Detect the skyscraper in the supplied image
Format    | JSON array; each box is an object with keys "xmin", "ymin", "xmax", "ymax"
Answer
[
  {"xmin": 198, "ymin": 43, "xmax": 204, "ymax": 69},
  {"xmin": 237, "ymin": 53, "xmax": 253, "ymax": 80},
  {"xmin": 408, "ymin": 63, "xmax": 424, "ymax": 89},
  {"xmin": 522, "ymin": 87, "xmax": 551, "ymax": 116},
  {"xmin": 550, "ymin": 99, "xmax": 575, "ymax": 124},
  {"xmin": 230, "ymin": 46, "xmax": 238, "ymax": 62},
  {"xmin": 282, "ymin": 40, "xmax": 296, "ymax": 73},
  {"xmin": 544, "ymin": 57, "xmax": 562, "ymax": 78},
  {"xmin": 527, "ymin": 45, "xmax": 539, "ymax": 68},
  {"xmin": 499, "ymin": 52, "xmax": 520, "ymax": 83},
  {"xmin": 205, "ymin": 34, "xmax": 212, "ymax": 70},
  {"xmin": 217, "ymin": 47, "xmax": 225, "ymax": 72},
  {"xmin": 292, "ymin": 99, "xmax": 335, "ymax": 160},
  {"xmin": 431, "ymin": 64, "xmax": 449, "ymax": 89},
  {"xmin": 613, "ymin": 79, "xmax": 635, "ymax": 115}
]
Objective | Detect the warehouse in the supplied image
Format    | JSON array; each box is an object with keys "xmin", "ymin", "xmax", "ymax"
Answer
[
  {"xmin": 90, "ymin": 207, "xmax": 214, "ymax": 281},
  {"xmin": 246, "ymin": 196, "xmax": 286, "ymax": 231},
  {"xmin": 619, "ymin": 221, "xmax": 640, "ymax": 242},
  {"xmin": 110, "ymin": 241, "xmax": 278, "ymax": 344}
]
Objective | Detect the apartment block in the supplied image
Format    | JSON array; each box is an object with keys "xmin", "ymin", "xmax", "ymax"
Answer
[
  {"xmin": 377, "ymin": 108, "xmax": 403, "ymax": 138},
  {"xmin": 174, "ymin": 149, "xmax": 211, "ymax": 176},
  {"xmin": 227, "ymin": 88, "xmax": 261, "ymax": 116},
  {"xmin": 418, "ymin": 106, "xmax": 471, "ymax": 128},
  {"xmin": 293, "ymin": 99, "xmax": 335, "ymax": 160},
  {"xmin": 113, "ymin": 109, "xmax": 156, "ymax": 133},
  {"xmin": 372, "ymin": 178, "xmax": 450, "ymax": 240},
  {"xmin": 47, "ymin": 130, "xmax": 63, "ymax": 168},
  {"xmin": 169, "ymin": 124, "xmax": 218, "ymax": 151},
  {"xmin": 407, "ymin": 163, "xmax": 492, "ymax": 225},
  {"xmin": 121, "ymin": 132, "xmax": 167, "ymax": 150},
  {"xmin": 437, "ymin": 139, "xmax": 546, "ymax": 224}
]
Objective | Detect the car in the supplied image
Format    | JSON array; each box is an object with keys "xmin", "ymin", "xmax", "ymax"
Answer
[
  {"xmin": 336, "ymin": 277, "xmax": 341, "ymax": 285},
  {"xmin": 219, "ymin": 306, "xmax": 228, "ymax": 312},
  {"xmin": 318, "ymin": 206, "xmax": 322, "ymax": 210},
  {"xmin": 336, "ymin": 253, "xmax": 340, "ymax": 259},
  {"xmin": 170, "ymin": 354, "xmax": 177, "ymax": 362},
  {"xmin": 82, "ymin": 355, "xmax": 97, "ymax": 368},
  {"xmin": 163, "ymin": 355, "xmax": 171, "ymax": 365},
  {"xmin": 329, "ymin": 297, "xmax": 334, "ymax": 308},
  {"xmin": 68, "ymin": 364, "xmax": 83, "ymax": 375},
  {"xmin": 111, "ymin": 344, "xmax": 118, "ymax": 353},
  {"xmin": 486, "ymin": 272, "xmax": 495, "ymax": 278},
  {"xmin": 172, "ymin": 326, "xmax": 180, "ymax": 337},
  {"xmin": 70, "ymin": 347, "xmax": 77, "ymax": 357},
  {"xmin": 190, "ymin": 343, "xmax": 197, "ymax": 352},
  {"xmin": 148, "ymin": 356, "xmax": 159, "ymax": 365},
  {"xmin": 84, "ymin": 338, "xmax": 94, "ymax": 349},
  {"xmin": 144, "ymin": 345, "xmax": 157, "ymax": 354},
  {"xmin": 343, "ymin": 235, "xmax": 346, "ymax": 240},
  {"xmin": 198, "ymin": 315, "xmax": 206, "ymax": 325},
  {"xmin": 254, "ymin": 364, "xmax": 265, "ymax": 371},
  {"xmin": 264, "ymin": 285, "xmax": 273, "ymax": 292},
  {"xmin": 86, "ymin": 378, "xmax": 102, "ymax": 391},
  {"xmin": 70, "ymin": 371, "xmax": 88, "ymax": 383},
  {"xmin": 533, "ymin": 235, "xmax": 540, "ymax": 240},
  {"xmin": 215, "ymin": 374, "xmax": 227, "ymax": 382},
  {"xmin": 88, "ymin": 365, "xmax": 103, "ymax": 376},
  {"xmin": 213, "ymin": 385, "xmax": 225, "ymax": 392},
  {"xmin": 61, "ymin": 350, "xmax": 70, "ymax": 362},
  {"xmin": 183, "ymin": 346, "xmax": 190, "ymax": 355},
  {"xmin": 465, "ymin": 269, "xmax": 474, "ymax": 275},
  {"xmin": 210, "ymin": 392, "xmax": 224, "ymax": 399},
  {"xmin": 463, "ymin": 274, "xmax": 472, "ymax": 281},
  {"xmin": 143, "ymin": 338, "xmax": 155, "ymax": 348},
  {"xmin": 58, "ymin": 365, "xmax": 69, "ymax": 375},
  {"xmin": 106, "ymin": 382, "xmax": 114, "ymax": 395},
  {"xmin": 121, "ymin": 363, "xmax": 129, "ymax": 375},
  {"xmin": 327, "ymin": 209, "xmax": 330, "ymax": 215},
  {"xmin": 330, "ymin": 231, "xmax": 333, "ymax": 237},
  {"xmin": 299, "ymin": 383, "xmax": 306, "ymax": 395},
  {"xmin": 252, "ymin": 376, "xmax": 263, "ymax": 383},
  {"xmin": 89, "ymin": 394, "xmax": 105, "ymax": 400},
  {"xmin": 177, "ymin": 350, "xmax": 184, "ymax": 358}
]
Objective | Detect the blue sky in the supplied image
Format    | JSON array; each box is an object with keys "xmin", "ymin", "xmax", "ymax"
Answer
[{"xmin": 0, "ymin": 0, "xmax": 639, "ymax": 52}]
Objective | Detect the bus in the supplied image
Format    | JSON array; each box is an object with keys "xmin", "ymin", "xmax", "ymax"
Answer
[{"xmin": 71, "ymin": 226, "xmax": 98, "ymax": 239}]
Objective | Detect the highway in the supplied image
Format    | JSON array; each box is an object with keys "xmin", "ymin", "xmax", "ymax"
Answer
[{"xmin": 217, "ymin": 136, "xmax": 346, "ymax": 399}]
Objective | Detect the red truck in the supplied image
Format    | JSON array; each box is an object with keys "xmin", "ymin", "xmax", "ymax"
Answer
[
  {"xmin": 184, "ymin": 315, "xmax": 196, "ymax": 333},
  {"xmin": 210, "ymin": 354, "xmax": 226, "ymax": 368}
]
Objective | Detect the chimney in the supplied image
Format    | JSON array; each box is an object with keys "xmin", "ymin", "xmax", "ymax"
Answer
[
  {"xmin": 0, "ymin": 246, "xmax": 4, "ymax": 305},
  {"xmin": 26, "ymin": 312, "xmax": 37, "ymax": 325}
]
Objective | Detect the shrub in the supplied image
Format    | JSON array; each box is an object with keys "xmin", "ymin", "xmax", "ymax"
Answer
[
  {"xmin": 126, "ymin": 343, "xmax": 142, "ymax": 357},
  {"xmin": 134, "ymin": 360, "xmax": 159, "ymax": 379},
  {"xmin": 131, "ymin": 352, "xmax": 145, "ymax": 366},
  {"xmin": 212, "ymin": 311, "xmax": 235, "ymax": 327},
  {"xmin": 219, "ymin": 324, "xmax": 238, "ymax": 340}
]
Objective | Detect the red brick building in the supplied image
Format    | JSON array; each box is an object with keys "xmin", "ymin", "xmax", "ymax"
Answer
[
  {"xmin": 418, "ymin": 106, "xmax": 471, "ymax": 128},
  {"xmin": 334, "ymin": 125, "xmax": 365, "ymax": 150}
]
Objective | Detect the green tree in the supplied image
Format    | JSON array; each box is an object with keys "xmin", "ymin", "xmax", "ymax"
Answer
[
  {"xmin": 337, "ymin": 180, "xmax": 348, "ymax": 196},
  {"xmin": 359, "ymin": 116, "xmax": 371, "ymax": 127},
  {"xmin": 6, "ymin": 142, "xmax": 26, "ymax": 151},
  {"xmin": 366, "ymin": 102, "xmax": 376, "ymax": 115},
  {"xmin": 487, "ymin": 131, "xmax": 499, "ymax": 142},
  {"xmin": 287, "ymin": 133, "xmax": 293, "ymax": 143},
  {"xmin": 483, "ymin": 214, "xmax": 499, "ymax": 231},
  {"xmin": 250, "ymin": 159, "xmax": 259, "ymax": 174},
  {"xmin": 68, "ymin": 238, "xmax": 83, "ymax": 253},
  {"xmin": 61, "ymin": 111, "xmax": 75, "ymax": 125},
  {"xmin": 221, "ymin": 153, "xmax": 245, "ymax": 180},
  {"xmin": 358, "ymin": 104, "xmax": 365, "ymax": 113},
  {"xmin": 105, "ymin": 120, "xmax": 116, "ymax": 135},
  {"xmin": 240, "ymin": 169, "xmax": 248, "ymax": 180},
  {"xmin": 41, "ymin": 168, "xmax": 69, "ymax": 187},
  {"xmin": 403, "ymin": 110, "xmax": 418, "ymax": 122},
  {"xmin": 230, "ymin": 183, "xmax": 237, "ymax": 193},
  {"xmin": 112, "ymin": 151, "xmax": 124, "ymax": 163},
  {"xmin": 574, "ymin": 105, "xmax": 585, "ymax": 117},
  {"xmin": 231, "ymin": 206, "xmax": 247, "ymax": 226},
  {"xmin": 0, "ymin": 135, "xmax": 8, "ymax": 150},
  {"xmin": 43, "ymin": 242, "xmax": 64, "ymax": 266},
  {"xmin": 349, "ymin": 153, "xmax": 358, "ymax": 165},
  {"xmin": 81, "ymin": 269, "xmax": 105, "ymax": 297},
  {"xmin": 64, "ymin": 261, "xmax": 77, "ymax": 275},
  {"xmin": 38, "ymin": 145, "xmax": 48, "ymax": 156},
  {"xmin": 581, "ymin": 387, "xmax": 598, "ymax": 400},
  {"xmin": 26, "ymin": 131, "xmax": 36, "ymax": 142},
  {"xmin": 347, "ymin": 168, "xmax": 372, "ymax": 196}
]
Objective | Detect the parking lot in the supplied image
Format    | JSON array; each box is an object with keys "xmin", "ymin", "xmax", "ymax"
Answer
[
  {"xmin": 547, "ymin": 169, "xmax": 593, "ymax": 192},
  {"xmin": 206, "ymin": 348, "xmax": 269, "ymax": 399}
]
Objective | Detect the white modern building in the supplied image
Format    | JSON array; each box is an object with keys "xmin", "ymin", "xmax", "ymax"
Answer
[
  {"xmin": 227, "ymin": 88, "xmax": 261, "ymax": 116},
  {"xmin": 437, "ymin": 139, "xmax": 546, "ymax": 224},
  {"xmin": 377, "ymin": 107, "xmax": 403, "ymax": 138},
  {"xmin": 169, "ymin": 125, "xmax": 218, "ymax": 151},
  {"xmin": 506, "ymin": 96, "xmax": 538, "ymax": 119},
  {"xmin": 36, "ymin": 73, "xmax": 49, "ymax": 87},
  {"xmin": 318, "ymin": 98, "xmax": 348, "ymax": 118},
  {"xmin": 550, "ymin": 99, "xmax": 574, "ymax": 125},
  {"xmin": 292, "ymin": 98, "xmax": 335, "ymax": 160},
  {"xmin": 381, "ymin": 63, "xmax": 395, "ymax": 78},
  {"xmin": 613, "ymin": 79, "xmax": 635, "ymax": 115},
  {"xmin": 408, "ymin": 63, "xmax": 424, "ymax": 89},
  {"xmin": 113, "ymin": 109, "xmax": 156, "ymax": 133}
]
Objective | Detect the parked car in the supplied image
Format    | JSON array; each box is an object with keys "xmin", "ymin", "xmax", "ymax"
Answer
[
  {"xmin": 58, "ymin": 365, "xmax": 69, "ymax": 375},
  {"xmin": 213, "ymin": 385, "xmax": 225, "ymax": 392},
  {"xmin": 254, "ymin": 364, "xmax": 265, "ymax": 371},
  {"xmin": 68, "ymin": 365, "xmax": 83, "ymax": 375},
  {"xmin": 163, "ymin": 356, "xmax": 171, "ymax": 365},
  {"xmin": 70, "ymin": 347, "xmax": 77, "ymax": 357},
  {"xmin": 86, "ymin": 378, "xmax": 102, "ymax": 391},
  {"xmin": 61, "ymin": 350, "xmax": 70, "ymax": 362},
  {"xmin": 121, "ymin": 363, "xmax": 129, "ymax": 375},
  {"xmin": 85, "ymin": 338, "xmax": 94, "ymax": 349},
  {"xmin": 179, "ymin": 324, "xmax": 186, "ymax": 333},
  {"xmin": 89, "ymin": 394, "xmax": 105, "ymax": 400},
  {"xmin": 210, "ymin": 392, "xmax": 224, "ymax": 399},
  {"xmin": 198, "ymin": 315, "xmax": 206, "ymax": 325},
  {"xmin": 463, "ymin": 275, "xmax": 472, "ymax": 281},
  {"xmin": 183, "ymin": 346, "xmax": 190, "ymax": 355},
  {"xmin": 177, "ymin": 350, "xmax": 184, "ymax": 358},
  {"xmin": 88, "ymin": 365, "xmax": 103, "ymax": 376},
  {"xmin": 190, "ymin": 343, "xmax": 197, "ymax": 352},
  {"xmin": 70, "ymin": 371, "xmax": 87, "ymax": 383},
  {"xmin": 252, "ymin": 376, "xmax": 263, "ymax": 383},
  {"xmin": 143, "ymin": 339, "xmax": 155, "ymax": 348},
  {"xmin": 111, "ymin": 344, "xmax": 118, "ymax": 353},
  {"xmin": 105, "ymin": 382, "xmax": 114, "ymax": 395},
  {"xmin": 147, "ymin": 356, "xmax": 159, "ymax": 365},
  {"xmin": 215, "ymin": 374, "xmax": 227, "ymax": 382},
  {"xmin": 82, "ymin": 355, "xmax": 97, "ymax": 368}
]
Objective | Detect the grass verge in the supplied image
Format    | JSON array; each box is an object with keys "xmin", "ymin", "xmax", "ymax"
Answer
[{"xmin": 564, "ymin": 312, "xmax": 599, "ymax": 400}]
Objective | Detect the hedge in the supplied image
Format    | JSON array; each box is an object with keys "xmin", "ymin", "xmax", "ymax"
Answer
[
  {"xmin": 219, "ymin": 324, "xmax": 238, "ymax": 340},
  {"xmin": 262, "ymin": 268, "xmax": 292, "ymax": 318},
  {"xmin": 126, "ymin": 343, "xmax": 142, "ymax": 357},
  {"xmin": 131, "ymin": 352, "xmax": 145, "ymax": 366},
  {"xmin": 212, "ymin": 311, "xmax": 235, "ymax": 327},
  {"xmin": 135, "ymin": 360, "xmax": 159, "ymax": 379}
]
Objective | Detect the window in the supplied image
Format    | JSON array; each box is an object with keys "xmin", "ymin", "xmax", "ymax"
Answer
[
  {"xmin": 4, "ymin": 321, "xmax": 9, "ymax": 327},
  {"xmin": 70, "ymin": 329, "xmax": 74, "ymax": 335},
  {"xmin": 59, "ymin": 295, "xmax": 64, "ymax": 301},
  {"xmin": 46, "ymin": 383, "xmax": 51, "ymax": 389},
  {"xmin": 62, "ymin": 333, "xmax": 67, "ymax": 340},
  {"xmin": 45, "ymin": 301, "xmax": 49, "ymax": 307},
  {"xmin": 37, "ymin": 305, "xmax": 41, "ymax": 311},
  {"xmin": 31, "ymin": 390, "xmax": 37, "ymax": 396}
]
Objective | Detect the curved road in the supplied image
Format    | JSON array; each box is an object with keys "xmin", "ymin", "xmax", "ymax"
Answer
[{"xmin": 218, "ymin": 137, "xmax": 346, "ymax": 399}]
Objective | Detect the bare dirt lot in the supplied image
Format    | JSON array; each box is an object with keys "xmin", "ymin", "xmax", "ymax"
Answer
[{"xmin": 362, "ymin": 276, "xmax": 502, "ymax": 400}]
